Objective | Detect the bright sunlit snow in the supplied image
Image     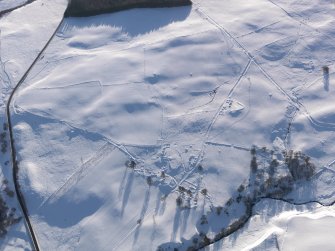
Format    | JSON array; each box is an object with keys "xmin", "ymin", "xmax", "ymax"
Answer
[{"xmin": 1, "ymin": 0, "xmax": 335, "ymax": 250}]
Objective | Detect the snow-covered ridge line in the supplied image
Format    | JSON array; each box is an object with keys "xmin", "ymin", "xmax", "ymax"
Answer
[{"xmin": 65, "ymin": 0, "xmax": 192, "ymax": 17}]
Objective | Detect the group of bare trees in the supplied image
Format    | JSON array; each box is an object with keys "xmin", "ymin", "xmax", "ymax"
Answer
[
  {"xmin": 0, "ymin": 124, "xmax": 8, "ymax": 153},
  {"xmin": 0, "ymin": 179, "xmax": 20, "ymax": 237},
  {"xmin": 0, "ymin": 195, "xmax": 20, "ymax": 237},
  {"xmin": 171, "ymin": 146, "xmax": 317, "ymax": 251},
  {"xmin": 285, "ymin": 150, "xmax": 315, "ymax": 180}
]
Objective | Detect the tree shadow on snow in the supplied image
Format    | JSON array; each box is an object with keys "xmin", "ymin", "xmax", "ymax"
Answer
[
  {"xmin": 120, "ymin": 170, "xmax": 135, "ymax": 217},
  {"xmin": 12, "ymin": 111, "xmax": 104, "ymax": 143},
  {"xmin": 118, "ymin": 167, "xmax": 129, "ymax": 199},
  {"xmin": 133, "ymin": 186, "xmax": 151, "ymax": 246},
  {"xmin": 179, "ymin": 207, "xmax": 190, "ymax": 238},
  {"xmin": 64, "ymin": 6, "xmax": 192, "ymax": 38},
  {"xmin": 323, "ymin": 66, "xmax": 330, "ymax": 92},
  {"xmin": 171, "ymin": 207, "xmax": 181, "ymax": 242}
]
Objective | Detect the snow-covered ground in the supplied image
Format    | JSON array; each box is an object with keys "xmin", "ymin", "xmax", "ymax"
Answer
[
  {"xmin": 206, "ymin": 199, "xmax": 335, "ymax": 251},
  {"xmin": 0, "ymin": 0, "xmax": 29, "ymax": 12},
  {"xmin": 0, "ymin": 0, "xmax": 67, "ymax": 250},
  {"xmin": 1, "ymin": 0, "xmax": 335, "ymax": 250}
]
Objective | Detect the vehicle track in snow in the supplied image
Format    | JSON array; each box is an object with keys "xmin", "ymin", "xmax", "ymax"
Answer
[
  {"xmin": 195, "ymin": 5, "xmax": 335, "ymax": 142},
  {"xmin": 38, "ymin": 143, "xmax": 116, "ymax": 209},
  {"xmin": 161, "ymin": 4, "xmax": 335, "ymax": 250}
]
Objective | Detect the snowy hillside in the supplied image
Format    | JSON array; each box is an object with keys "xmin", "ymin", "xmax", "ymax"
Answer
[
  {"xmin": 0, "ymin": 0, "xmax": 30, "ymax": 12},
  {"xmin": 1, "ymin": 0, "xmax": 335, "ymax": 250}
]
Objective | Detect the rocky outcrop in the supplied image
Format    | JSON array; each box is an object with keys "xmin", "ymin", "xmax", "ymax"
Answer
[{"xmin": 65, "ymin": 0, "xmax": 192, "ymax": 17}]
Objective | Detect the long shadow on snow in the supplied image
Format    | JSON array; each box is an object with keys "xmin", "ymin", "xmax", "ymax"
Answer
[
  {"xmin": 64, "ymin": 5, "xmax": 192, "ymax": 38},
  {"xmin": 11, "ymin": 111, "xmax": 108, "ymax": 212},
  {"xmin": 38, "ymin": 193, "xmax": 103, "ymax": 228},
  {"xmin": 133, "ymin": 186, "xmax": 151, "ymax": 246},
  {"xmin": 120, "ymin": 170, "xmax": 135, "ymax": 217},
  {"xmin": 11, "ymin": 110, "xmax": 105, "ymax": 142},
  {"xmin": 171, "ymin": 207, "xmax": 181, "ymax": 242}
]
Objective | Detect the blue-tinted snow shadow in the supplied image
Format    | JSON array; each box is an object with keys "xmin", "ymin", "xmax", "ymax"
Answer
[
  {"xmin": 64, "ymin": 6, "xmax": 192, "ymax": 37},
  {"xmin": 323, "ymin": 66, "xmax": 330, "ymax": 91},
  {"xmin": 120, "ymin": 170, "xmax": 135, "ymax": 216},
  {"xmin": 38, "ymin": 193, "xmax": 103, "ymax": 228},
  {"xmin": 133, "ymin": 186, "xmax": 151, "ymax": 246},
  {"xmin": 179, "ymin": 207, "xmax": 190, "ymax": 238},
  {"xmin": 171, "ymin": 208, "xmax": 181, "ymax": 242},
  {"xmin": 12, "ymin": 111, "xmax": 104, "ymax": 143}
]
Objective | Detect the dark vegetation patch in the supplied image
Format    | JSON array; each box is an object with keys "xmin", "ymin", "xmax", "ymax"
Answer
[
  {"xmin": 65, "ymin": 0, "xmax": 192, "ymax": 17},
  {"xmin": 158, "ymin": 146, "xmax": 320, "ymax": 251},
  {"xmin": 0, "ymin": 0, "xmax": 36, "ymax": 18},
  {"xmin": 0, "ymin": 180, "xmax": 21, "ymax": 237}
]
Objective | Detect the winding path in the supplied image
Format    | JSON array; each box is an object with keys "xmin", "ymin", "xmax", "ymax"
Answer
[{"xmin": 5, "ymin": 16, "xmax": 65, "ymax": 251}]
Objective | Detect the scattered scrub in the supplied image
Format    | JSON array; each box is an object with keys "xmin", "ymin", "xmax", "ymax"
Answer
[
  {"xmin": 0, "ymin": 195, "xmax": 20, "ymax": 237},
  {"xmin": 160, "ymin": 146, "xmax": 317, "ymax": 250}
]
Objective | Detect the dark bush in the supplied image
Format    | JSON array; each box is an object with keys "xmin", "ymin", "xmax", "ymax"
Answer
[
  {"xmin": 200, "ymin": 188, "xmax": 207, "ymax": 196},
  {"xmin": 200, "ymin": 215, "xmax": 208, "ymax": 225},
  {"xmin": 146, "ymin": 176, "xmax": 152, "ymax": 186},
  {"xmin": 125, "ymin": 160, "xmax": 136, "ymax": 169},
  {"xmin": 237, "ymin": 184, "xmax": 245, "ymax": 193},
  {"xmin": 176, "ymin": 196, "xmax": 183, "ymax": 207},
  {"xmin": 4, "ymin": 187, "xmax": 14, "ymax": 198},
  {"xmin": 250, "ymin": 156, "xmax": 258, "ymax": 173},
  {"xmin": 0, "ymin": 195, "xmax": 20, "ymax": 237},
  {"xmin": 216, "ymin": 206, "xmax": 223, "ymax": 215}
]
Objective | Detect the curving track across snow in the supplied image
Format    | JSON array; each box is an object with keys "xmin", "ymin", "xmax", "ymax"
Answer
[{"xmin": 5, "ymin": 16, "xmax": 65, "ymax": 251}]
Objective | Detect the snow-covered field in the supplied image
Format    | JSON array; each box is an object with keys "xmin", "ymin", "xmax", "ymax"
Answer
[
  {"xmin": 0, "ymin": 0, "xmax": 29, "ymax": 12},
  {"xmin": 1, "ymin": 0, "xmax": 335, "ymax": 250},
  {"xmin": 207, "ymin": 199, "xmax": 335, "ymax": 251}
]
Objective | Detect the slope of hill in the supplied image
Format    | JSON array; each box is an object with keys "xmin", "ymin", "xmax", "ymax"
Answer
[
  {"xmin": 0, "ymin": 0, "xmax": 67, "ymax": 249},
  {"xmin": 1, "ymin": 0, "xmax": 335, "ymax": 250}
]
